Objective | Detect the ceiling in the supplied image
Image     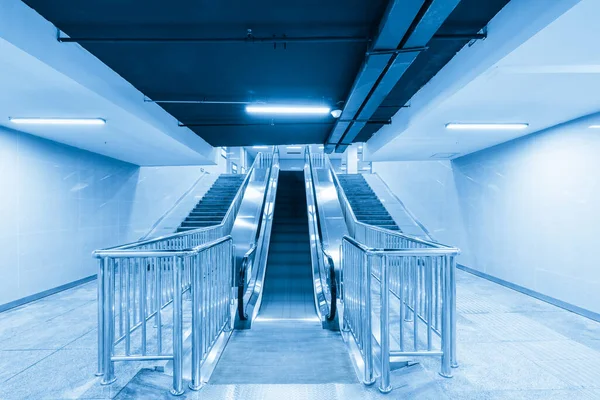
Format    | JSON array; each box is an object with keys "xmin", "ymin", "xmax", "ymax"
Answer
[
  {"xmin": 368, "ymin": 0, "xmax": 591, "ymax": 161},
  {"xmin": 0, "ymin": 37, "xmax": 212, "ymax": 166},
  {"xmin": 21, "ymin": 0, "xmax": 510, "ymax": 149},
  {"xmin": 0, "ymin": 0, "xmax": 216, "ymax": 166}
]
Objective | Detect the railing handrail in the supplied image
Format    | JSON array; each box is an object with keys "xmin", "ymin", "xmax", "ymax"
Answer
[
  {"xmin": 342, "ymin": 235, "xmax": 459, "ymax": 256},
  {"xmin": 93, "ymin": 236, "xmax": 232, "ymax": 259},
  {"xmin": 98, "ymin": 152, "xmax": 270, "ymax": 252},
  {"xmin": 323, "ymin": 154, "xmax": 453, "ymax": 250}
]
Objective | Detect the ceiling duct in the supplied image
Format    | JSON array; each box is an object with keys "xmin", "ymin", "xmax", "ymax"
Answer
[{"xmin": 325, "ymin": 0, "xmax": 460, "ymax": 153}]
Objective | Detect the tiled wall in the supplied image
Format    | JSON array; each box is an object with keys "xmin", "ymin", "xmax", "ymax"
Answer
[
  {"xmin": 0, "ymin": 126, "xmax": 207, "ymax": 307},
  {"xmin": 373, "ymin": 123, "xmax": 600, "ymax": 315}
]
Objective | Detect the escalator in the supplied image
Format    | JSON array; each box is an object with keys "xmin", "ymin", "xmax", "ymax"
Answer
[
  {"xmin": 259, "ymin": 171, "xmax": 314, "ymax": 319},
  {"xmin": 209, "ymin": 171, "xmax": 356, "ymax": 385}
]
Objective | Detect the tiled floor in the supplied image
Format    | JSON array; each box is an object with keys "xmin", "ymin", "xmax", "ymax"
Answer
[{"xmin": 0, "ymin": 271, "xmax": 599, "ymax": 399}]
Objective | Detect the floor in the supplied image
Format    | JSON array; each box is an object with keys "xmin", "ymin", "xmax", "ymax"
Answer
[{"xmin": 0, "ymin": 270, "xmax": 599, "ymax": 399}]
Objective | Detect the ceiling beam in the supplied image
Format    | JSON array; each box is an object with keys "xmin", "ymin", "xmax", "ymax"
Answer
[
  {"xmin": 57, "ymin": 34, "xmax": 371, "ymax": 44},
  {"xmin": 325, "ymin": 0, "xmax": 461, "ymax": 153}
]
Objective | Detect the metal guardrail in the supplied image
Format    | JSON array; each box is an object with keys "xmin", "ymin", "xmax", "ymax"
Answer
[
  {"xmin": 93, "ymin": 236, "xmax": 233, "ymax": 395},
  {"xmin": 342, "ymin": 236, "xmax": 459, "ymax": 393},
  {"xmin": 93, "ymin": 152, "xmax": 274, "ymax": 394},
  {"xmin": 315, "ymin": 152, "xmax": 460, "ymax": 393}
]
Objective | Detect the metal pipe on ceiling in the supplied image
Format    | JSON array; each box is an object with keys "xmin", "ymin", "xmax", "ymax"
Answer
[
  {"xmin": 432, "ymin": 33, "xmax": 487, "ymax": 40},
  {"xmin": 178, "ymin": 119, "xmax": 392, "ymax": 127},
  {"xmin": 146, "ymin": 98, "xmax": 254, "ymax": 105},
  {"xmin": 57, "ymin": 35, "xmax": 371, "ymax": 44},
  {"xmin": 325, "ymin": 0, "xmax": 462, "ymax": 154}
]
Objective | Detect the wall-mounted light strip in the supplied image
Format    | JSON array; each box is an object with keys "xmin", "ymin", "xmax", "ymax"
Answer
[
  {"xmin": 9, "ymin": 117, "xmax": 106, "ymax": 125},
  {"xmin": 246, "ymin": 105, "xmax": 330, "ymax": 115},
  {"xmin": 445, "ymin": 123, "xmax": 528, "ymax": 131}
]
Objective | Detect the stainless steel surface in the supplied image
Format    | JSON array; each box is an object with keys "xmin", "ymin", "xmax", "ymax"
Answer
[
  {"xmin": 304, "ymin": 148, "xmax": 338, "ymax": 329},
  {"xmin": 209, "ymin": 170, "xmax": 358, "ymax": 387},
  {"xmin": 94, "ymin": 236, "xmax": 234, "ymax": 395},
  {"xmin": 236, "ymin": 151, "xmax": 280, "ymax": 328},
  {"xmin": 230, "ymin": 153, "xmax": 274, "ymax": 288},
  {"xmin": 342, "ymin": 235, "xmax": 459, "ymax": 392}
]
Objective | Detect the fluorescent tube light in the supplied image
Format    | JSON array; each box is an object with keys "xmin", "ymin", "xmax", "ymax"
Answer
[
  {"xmin": 9, "ymin": 117, "xmax": 106, "ymax": 125},
  {"xmin": 445, "ymin": 123, "xmax": 528, "ymax": 131},
  {"xmin": 589, "ymin": 125, "xmax": 600, "ymax": 129},
  {"xmin": 252, "ymin": 146, "xmax": 270, "ymax": 149},
  {"xmin": 246, "ymin": 105, "xmax": 330, "ymax": 115}
]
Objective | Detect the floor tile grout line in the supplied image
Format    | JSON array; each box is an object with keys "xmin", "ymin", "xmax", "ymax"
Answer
[{"xmin": 2, "ymin": 326, "xmax": 97, "ymax": 384}]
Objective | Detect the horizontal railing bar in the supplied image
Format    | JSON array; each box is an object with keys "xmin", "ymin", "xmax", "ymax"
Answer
[
  {"xmin": 94, "ymin": 236, "xmax": 232, "ymax": 258},
  {"xmin": 112, "ymin": 355, "xmax": 173, "ymax": 362},
  {"xmin": 342, "ymin": 235, "xmax": 459, "ymax": 255},
  {"xmin": 390, "ymin": 351, "xmax": 443, "ymax": 357}
]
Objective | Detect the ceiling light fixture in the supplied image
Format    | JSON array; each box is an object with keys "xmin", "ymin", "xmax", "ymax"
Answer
[
  {"xmin": 9, "ymin": 117, "xmax": 106, "ymax": 125},
  {"xmin": 445, "ymin": 123, "xmax": 528, "ymax": 131},
  {"xmin": 588, "ymin": 125, "xmax": 600, "ymax": 129},
  {"xmin": 246, "ymin": 105, "xmax": 330, "ymax": 115}
]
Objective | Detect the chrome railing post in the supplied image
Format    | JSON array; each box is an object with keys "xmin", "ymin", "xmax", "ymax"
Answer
[
  {"xmin": 439, "ymin": 255, "xmax": 452, "ymax": 378},
  {"xmin": 170, "ymin": 256, "xmax": 184, "ymax": 396},
  {"xmin": 379, "ymin": 255, "xmax": 391, "ymax": 393},
  {"xmin": 450, "ymin": 255, "xmax": 458, "ymax": 368},
  {"xmin": 96, "ymin": 258, "xmax": 104, "ymax": 376},
  {"xmin": 189, "ymin": 254, "xmax": 202, "ymax": 391},
  {"xmin": 101, "ymin": 257, "xmax": 116, "ymax": 385},
  {"xmin": 363, "ymin": 253, "xmax": 375, "ymax": 385}
]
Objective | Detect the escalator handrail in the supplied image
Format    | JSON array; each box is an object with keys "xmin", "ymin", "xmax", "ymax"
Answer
[
  {"xmin": 237, "ymin": 148, "xmax": 279, "ymax": 320},
  {"xmin": 237, "ymin": 243, "xmax": 257, "ymax": 320},
  {"xmin": 305, "ymin": 147, "xmax": 337, "ymax": 321}
]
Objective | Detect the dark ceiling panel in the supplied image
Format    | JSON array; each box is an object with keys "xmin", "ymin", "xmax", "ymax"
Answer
[
  {"xmin": 22, "ymin": 0, "xmax": 510, "ymax": 148},
  {"xmin": 22, "ymin": 0, "xmax": 389, "ymax": 147},
  {"xmin": 354, "ymin": 0, "xmax": 511, "ymax": 143}
]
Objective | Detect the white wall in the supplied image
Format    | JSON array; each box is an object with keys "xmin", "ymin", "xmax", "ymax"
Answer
[
  {"xmin": 373, "ymin": 122, "xmax": 600, "ymax": 315},
  {"xmin": 0, "ymin": 126, "xmax": 207, "ymax": 307}
]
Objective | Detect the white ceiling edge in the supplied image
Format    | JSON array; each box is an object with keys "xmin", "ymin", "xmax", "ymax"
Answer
[
  {"xmin": 366, "ymin": 0, "xmax": 583, "ymax": 160},
  {"xmin": 0, "ymin": 0, "xmax": 217, "ymax": 166}
]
